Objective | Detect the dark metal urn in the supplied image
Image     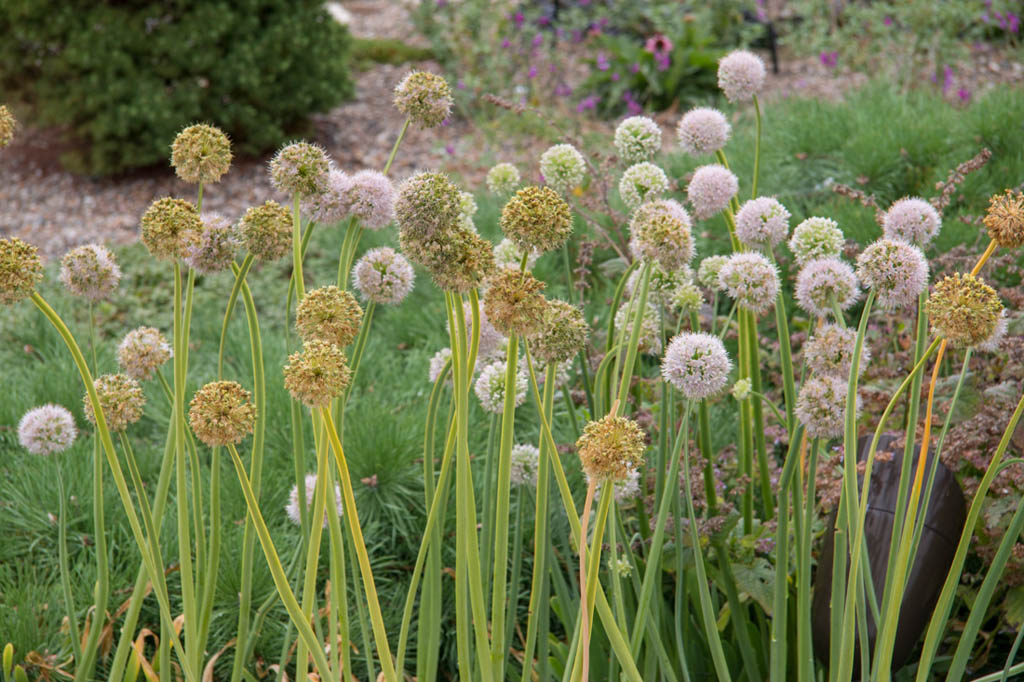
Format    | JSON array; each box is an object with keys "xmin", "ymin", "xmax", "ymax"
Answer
[{"xmin": 811, "ymin": 433, "xmax": 967, "ymax": 675}]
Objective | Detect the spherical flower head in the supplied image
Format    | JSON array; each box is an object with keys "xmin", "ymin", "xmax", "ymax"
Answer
[
  {"xmin": 687, "ymin": 164, "xmax": 738, "ymax": 220},
  {"xmin": 352, "ymin": 246, "xmax": 415, "ymax": 305},
  {"xmin": 484, "ymin": 268, "xmax": 547, "ymax": 336},
  {"xmin": 283, "ymin": 340, "xmax": 352, "ymax": 408},
  {"xmin": 140, "ymin": 197, "xmax": 202, "ymax": 261},
  {"xmin": 117, "ymin": 327, "xmax": 172, "ymax": 381},
  {"xmin": 18, "ymin": 404, "xmax": 77, "ymax": 455},
  {"xmin": 736, "ymin": 197, "xmax": 791, "ymax": 251},
  {"xmin": 510, "ymin": 444, "xmax": 540, "ymax": 487},
  {"xmin": 188, "ymin": 381, "xmax": 256, "ymax": 447},
  {"xmin": 428, "ymin": 347, "xmax": 453, "ymax": 384},
  {"xmin": 286, "ymin": 473, "xmax": 343, "ymax": 528},
  {"xmin": 0, "ymin": 238, "xmax": 42, "ymax": 306},
  {"xmin": 731, "ymin": 379, "xmax": 752, "ymax": 401},
  {"xmin": 500, "ymin": 185, "xmax": 573, "ymax": 254},
  {"xmin": 400, "ymin": 225, "xmax": 495, "ymax": 293},
  {"xmin": 447, "ymin": 301, "xmax": 506, "ymax": 361},
  {"xmin": 296, "ymin": 285, "xmax": 364, "ymax": 348},
  {"xmin": 788, "ymin": 217, "xmax": 844, "ymax": 266},
  {"xmin": 619, "ymin": 162, "xmax": 670, "ymax": 211},
  {"xmin": 614, "ymin": 300, "xmax": 663, "ymax": 355},
  {"xmin": 983, "ymin": 189, "xmax": 1024, "ymax": 248},
  {"xmin": 0, "ymin": 105, "xmax": 15, "ymax": 148},
  {"xmin": 976, "ymin": 309, "xmax": 1008, "ymax": 353},
  {"xmin": 717, "ymin": 49, "xmax": 766, "ymax": 102},
  {"xmin": 612, "ymin": 467, "xmax": 642, "ymax": 503},
  {"xmin": 670, "ymin": 280, "xmax": 704, "ymax": 313},
  {"xmin": 539, "ymin": 144, "xmax": 586, "ymax": 195},
  {"xmin": 302, "ymin": 169, "xmax": 353, "ymax": 225},
  {"xmin": 804, "ymin": 324, "xmax": 870, "ymax": 379},
  {"xmin": 59, "ymin": 244, "xmax": 121, "ymax": 301},
  {"xmin": 394, "ymin": 71, "xmax": 453, "ymax": 128},
  {"xmin": 794, "ymin": 257, "xmax": 860, "ymax": 318},
  {"xmin": 494, "ymin": 237, "xmax": 539, "ymax": 271},
  {"xmin": 625, "ymin": 262, "xmax": 693, "ymax": 301},
  {"xmin": 718, "ymin": 252, "xmax": 780, "ymax": 315},
  {"xmin": 346, "ymin": 170, "xmax": 396, "ymax": 230},
  {"xmin": 238, "ymin": 200, "xmax": 291, "ymax": 261},
  {"xmin": 531, "ymin": 299, "xmax": 588, "ymax": 365},
  {"xmin": 487, "ymin": 163, "xmax": 521, "ymax": 195},
  {"xmin": 170, "ymin": 124, "xmax": 232, "ymax": 185},
  {"xmin": 661, "ymin": 332, "xmax": 732, "ymax": 400},
  {"xmin": 796, "ymin": 376, "xmax": 857, "ymax": 439},
  {"xmin": 184, "ymin": 214, "xmax": 238, "ymax": 274},
  {"xmin": 83, "ymin": 373, "xmax": 145, "ymax": 432},
  {"xmin": 855, "ymin": 238, "xmax": 929, "ymax": 310},
  {"xmin": 474, "ymin": 359, "xmax": 528, "ymax": 414},
  {"xmin": 882, "ymin": 197, "xmax": 941, "ymax": 247},
  {"xmin": 697, "ymin": 255, "xmax": 729, "ymax": 290},
  {"xmin": 395, "ymin": 172, "xmax": 463, "ymax": 239},
  {"xmin": 615, "ymin": 116, "xmax": 662, "ymax": 164},
  {"xmin": 926, "ymin": 273, "xmax": 1003, "ymax": 348},
  {"xmin": 676, "ymin": 107, "xmax": 731, "ymax": 156},
  {"xmin": 269, "ymin": 142, "xmax": 330, "ymax": 197},
  {"xmin": 576, "ymin": 414, "xmax": 646, "ymax": 481},
  {"xmin": 629, "ymin": 199, "xmax": 694, "ymax": 271}
]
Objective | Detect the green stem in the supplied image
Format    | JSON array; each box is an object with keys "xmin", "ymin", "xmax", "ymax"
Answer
[
  {"xmin": 383, "ymin": 118, "xmax": 411, "ymax": 176},
  {"xmin": 615, "ymin": 262, "xmax": 652, "ymax": 414},
  {"xmin": 292, "ymin": 193, "xmax": 305, "ymax": 302},
  {"xmin": 798, "ymin": 439, "xmax": 820, "ymax": 682},
  {"xmin": 218, "ymin": 254, "xmax": 254, "ymax": 379},
  {"xmin": 769, "ymin": 426, "xmax": 806, "ymax": 682},
  {"xmin": 58, "ymin": 471, "xmax": 83, "ymax": 670},
  {"xmin": 751, "ymin": 94, "xmax": 762, "ymax": 199}
]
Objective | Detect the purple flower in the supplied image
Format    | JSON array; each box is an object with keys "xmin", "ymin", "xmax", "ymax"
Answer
[
  {"xmin": 623, "ymin": 91, "xmax": 642, "ymax": 115},
  {"xmin": 571, "ymin": 30, "xmax": 583, "ymax": 43},
  {"xmin": 445, "ymin": 144, "xmax": 455, "ymax": 155},
  {"xmin": 501, "ymin": 38, "xmax": 512, "ymax": 49},
  {"xmin": 630, "ymin": 62, "xmax": 641, "ymax": 73},
  {"xmin": 820, "ymin": 51, "xmax": 838, "ymax": 68},
  {"xmin": 1009, "ymin": 12, "xmax": 1020, "ymax": 32},
  {"xmin": 456, "ymin": 79, "xmax": 466, "ymax": 90},
  {"xmin": 644, "ymin": 34, "xmax": 673, "ymax": 55},
  {"xmin": 549, "ymin": 63, "xmax": 557, "ymax": 73},
  {"xmin": 578, "ymin": 0, "xmax": 591, "ymax": 5},
  {"xmin": 756, "ymin": 0, "xmax": 767, "ymax": 21},
  {"xmin": 555, "ymin": 83, "xmax": 573, "ymax": 97},
  {"xmin": 556, "ymin": 28, "xmax": 565, "ymax": 39},
  {"xmin": 576, "ymin": 95, "xmax": 598, "ymax": 113},
  {"xmin": 528, "ymin": 65, "xmax": 538, "ymax": 79},
  {"xmin": 513, "ymin": 12, "xmax": 524, "ymax": 27},
  {"xmin": 982, "ymin": 11, "xmax": 990, "ymax": 22},
  {"xmin": 958, "ymin": 88, "xmax": 971, "ymax": 102},
  {"xmin": 655, "ymin": 53, "xmax": 671, "ymax": 71},
  {"xmin": 441, "ymin": 117, "xmax": 450, "ymax": 127},
  {"xmin": 942, "ymin": 64, "xmax": 954, "ymax": 93},
  {"xmin": 611, "ymin": 72, "xmax": 620, "ymax": 81},
  {"xmin": 538, "ymin": 16, "xmax": 550, "ymax": 26},
  {"xmin": 883, "ymin": 15, "xmax": 893, "ymax": 26},
  {"xmin": 597, "ymin": 51, "xmax": 610, "ymax": 71},
  {"xmin": 532, "ymin": 33, "xmax": 543, "ymax": 47}
]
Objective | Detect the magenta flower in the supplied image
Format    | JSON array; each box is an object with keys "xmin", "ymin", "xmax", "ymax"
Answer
[
  {"xmin": 883, "ymin": 15, "xmax": 893, "ymax": 26},
  {"xmin": 644, "ymin": 34, "xmax": 673, "ymax": 55},
  {"xmin": 532, "ymin": 33, "xmax": 543, "ymax": 47},
  {"xmin": 528, "ymin": 66, "xmax": 538, "ymax": 78},
  {"xmin": 958, "ymin": 88, "xmax": 971, "ymax": 102},
  {"xmin": 501, "ymin": 38, "xmax": 512, "ymax": 49},
  {"xmin": 630, "ymin": 62, "xmax": 641, "ymax": 74},
  {"xmin": 597, "ymin": 52, "xmax": 610, "ymax": 71},
  {"xmin": 612, "ymin": 72, "xmax": 620, "ymax": 81},
  {"xmin": 576, "ymin": 95, "xmax": 599, "ymax": 113},
  {"xmin": 820, "ymin": 51, "xmax": 838, "ymax": 68},
  {"xmin": 513, "ymin": 12, "xmax": 524, "ymax": 27},
  {"xmin": 445, "ymin": 144, "xmax": 455, "ymax": 155}
]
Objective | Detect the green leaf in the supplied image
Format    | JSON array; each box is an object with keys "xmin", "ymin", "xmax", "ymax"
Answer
[{"xmin": 731, "ymin": 557, "xmax": 776, "ymax": 616}]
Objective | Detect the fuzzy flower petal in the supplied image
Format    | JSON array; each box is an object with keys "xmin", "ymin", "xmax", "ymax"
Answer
[
  {"xmin": 735, "ymin": 197, "xmax": 790, "ymax": 251},
  {"xmin": 718, "ymin": 252, "xmax": 780, "ymax": 315},
  {"xmin": 614, "ymin": 116, "xmax": 662, "ymax": 163},
  {"xmin": 619, "ymin": 162, "xmax": 670, "ymax": 211},
  {"xmin": 856, "ymin": 238, "xmax": 929, "ymax": 310},
  {"xmin": 661, "ymin": 332, "xmax": 732, "ymax": 400},
  {"xmin": 882, "ymin": 197, "xmax": 941, "ymax": 247},
  {"xmin": 717, "ymin": 49, "xmax": 766, "ymax": 102},
  {"xmin": 687, "ymin": 164, "xmax": 738, "ymax": 220},
  {"xmin": 352, "ymin": 246, "xmax": 415, "ymax": 305}
]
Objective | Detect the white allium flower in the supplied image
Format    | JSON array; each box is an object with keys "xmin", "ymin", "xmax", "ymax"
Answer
[
  {"xmin": 614, "ymin": 300, "xmax": 663, "ymax": 355},
  {"xmin": 975, "ymin": 310, "xmax": 1008, "ymax": 353},
  {"xmin": 803, "ymin": 324, "xmax": 870, "ymax": 379},
  {"xmin": 661, "ymin": 332, "xmax": 732, "ymax": 400},
  {"xmin": 352, "ymin": 246, "xmax": 415, "ymax": 305},
  {"xmin": 428, "ymin": 347, "xmax": 452, "ymax": 384},
  {"xmin": 614, "ymin": 116, "xmax": 662, "ymax": 163},
  {"xmin": 687, "ymin": 164, "xmax": 738, "ymax": 220},
  {"xmin": 794, "ymin": 257, "xmax": 860, "ymax": 318},
  {"xmin": 18, "ymin": 404, "xmax": 77, "ymax": 455},
  {"xmin": 302, "ymin": 169, "xmax": 352, "ymax": 225},
  {"xmin": 697, "ymin": 255, "xmax": 729, "ymax": 290},
  {"xmin": 735, "ymin": 197, "xmax": 790, "ymax": 250},
  {"xmin": 510, "ymin": 444, "xmax": 540, "ymax": 487},
  {"xmin": 619, "ymin": 162, "xmax": 670, "ymax": 211},
  {"xmin": 537, "ymin": 359, "xmax": 572, "ymax": 391},
  {"xmin": 788, "ymin": 217, "xmax": 844, "ymax": 266},
  {"xmin": 487, "ymin": 163, "xmax": 521, "ymax": 195},
  {"xmin": 474, "ymin": 359, "xmax": 528, "ymax": 413},
  {"xmin": 540, "ymin": 144, "xmax": 586, "ymax": 194},
  {"xmin": 882, "ymin": 197, "xmax": 941, "ymax": 247},
  {"xmin": 676, "ymin": 107, "xmax": 731, "ymax": 156},
  {"xmin": 613, "ymin": 467, "xmax": 642, "ymax": 503},
  {"xmin": 286, "ymin": 473, "xmax": 344, "ymax": 528},
  {"xmin": 59, "ymin": 244, "xmax": 121, "ymax": 301},
  {"xmin": 796, "ymin": 376, "xmax": 858, "ymax": 439},
  {"xmin": 731, "ymin": 378, "xmax": 752, "ymax": 401},
  {"xmin": 717, "ymin": 49, "xmax": 766, "ymax": 102},
  {"xmin": 718, "ymin": 252, "xmax": 780, "ymax": 315},
  {"xmin": 493, "ymin": 237, "xmax": 539, "ymax": 270},
  {"xmin": 855, "ymin": 238, "xmax": 930, "ymax": 310}
]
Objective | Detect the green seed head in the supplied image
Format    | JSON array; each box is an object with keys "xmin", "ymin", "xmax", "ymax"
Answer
[
  {"xmin": 926, "ymin": 273, "xmax": 1003, "ymax": 348},
  {"xmin": 576, "ymin": 414, "xmax": 646, "ymax": 481},
  {"xmin": 140, "ymin": 197, "xmax": 202, "ymax": 261},
  {"xmin": 238, "ymin": 200, "xmax": 292, "ymax": 261},
  {"xmin": 0, "ymin": 237, "xmax": 43, "ymax": 305},
  {"xmin": 188, "ymin": 381, "xmax": 256, "ymax": 447},
  {"xmin": 295, "ymin": 285, "xmax": 364, "ymax": 348},
  {"xmin": 170, "ymin": 123, "xmax": 232, "ymax": 185},
  {"xmin": 500, "ymin": 186, "xmax": 572, "ymax": 254}
]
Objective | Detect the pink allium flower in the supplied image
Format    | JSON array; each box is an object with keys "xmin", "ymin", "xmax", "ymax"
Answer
[
  {"xmin": 117, "ymin": 326, "xmax": 172, "ymax": 381},
  {"xmin": 735, "ymin": 197, "xmax": 791, "ymax": 250},
  {"xmin": 59, "ymin": 244, "xmax": 121, "ymax": 301},
  {"xmin": 269, "ymin": 141, "xmax": 330, "ymax": 197},
  {"xmin": 676, "ymin": 107, "xmax": 731, "ymax": 156},
  {"xmin": 344, "ymin": 170, "xmax": 396, "ymax": 229},
  {"xmin": 803, "ymin": 324, "xmax": 870, "ymax": 379},
  {"xmin": 856, "ymin": 238, "xmax": 929, "ymax": 310},
  {"xmin": 286, "ymin": 473, "xmax": 343, "ymax": 528},
  {"xmin": 302, "ymin": 169, "xmax": 353, "ymax": 225},
  {"xmin": 661, "ymin": 332, "xmax": 732, "ymax": 400},
  {"xmin": 882, "ymin": 197, "xmax": 941, "ymax": 246},
  {"xmin": 185, "ymin": 214, "xmax": 238, "ymax": 274},
  {"xmin": 428, "ymin": 347, "xmax": 453, "ymax": 384},
  {"xmin": 794, "ymin": 257, "xmax": 860, "ymax": 318},
  {"xmin": 717, "ymin": 50, "xmax": 766, "ymax": 102},
  {"xmin": 18, "ymin": 404, "xmax": 77, "ymax": 455},
  {"xmin": 796, "ymin": 376, "xmax": 857, "ymax": 439},
  {"xmin": 474, "ymin": 359, "xmax": 527, "ymax": 413},
  {"xmin": 352, "ymin": 246, "xmax": 415, "ymax": 305},
  {"xmin": 718, "ymin": 252, "xmax": 780, "ymax": 315},
  {"xmin": 687, "ymin": 164, "xmax": 738, "ymax": 220}
]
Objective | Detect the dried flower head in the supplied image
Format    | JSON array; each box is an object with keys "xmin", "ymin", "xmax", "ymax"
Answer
[
  {"xmin": 531, "ymin": 299, "xmax": 588, "ymax": 365},
  {"xmin": 718, "ymin": 252, "xmax": 780, "ymax": 315},
  {"xmin": 803, "ymin": 324, "xmax": 870, "ymax": 379},
  {"xmin": 238, "ymin": 200, "xmax": 292, "ymax": 261},
  {"xmin": 83, "ymin": 374, "xmax": 145, "ymax": 432},
  {"xmin": 395, "ymin": 172, "xmax": 463, "ymax": 239},
  {"xmin": 983, "ymin": 189, "xmax": 1024, "ymax": 248},
  {"xmin": 539, "ymin": 144, "xmax": 586, "ymax": 195},
  {"xmin": 510, "ymin": 444, "xmax": 540, "ymax": 487},
  {"xmin": 619, "ymin": 162, "xmax": 670, "ymax": 210},
  {"xmin": 796, "ymin": 376, "xmax": 857, "ymax": 439},
  {"xmin": 494, "ymin": 237, "xmax": 539, "ymax": 271},
  {"xmin": 0, "ymin": 237, "xmax": 42, "ymax": 305},
  {"xmin": 487, "ymin": 163, "xmax": 521, "ymax": 195},
  {"xmin": 188, "ymin": 381, "xmax": 256, "ymax": 447},
  {"xmin": 474, "ymin": 359, "xmax": 528, "ymax": 413},
  {"xmin": 882, "ymin": 197, "xmax": 941, "ymax": 247},
  {"xmin": 394, "ymin": 71, "xmax": 453, "ymax": 128},
  {"xmin": 140, "ymin": 197, "xmax": 202, "ymax": 261},
  {"xmin": 788, "ymin": 217, "xmax": 844, "ymax": 266},
  {"xmin": 269, "ymin": 142, "xmax": 330, "ymax": 197},
  {"xmin": 926, "ymin": 273, "xmax": 1003, "ymax": 348},
  {"xmin": 400, "ymin": 225, "xmax": 495, "ymax": 293},
  {"xmin": 687, "ymin": 164, "xmax": 738, "ymax": 220},
  {"xmin": 170, "ymin": 124, "xmax": 232, "ymax": 185},
  {"xmin": 731, "ymin": 379, "xmax": 752, "ymax": 401},
  {"xmin": 346, "ymin": 170, "xmax": 396, "ymax": 230},
  {"xmin": 18, "ymin": 404, "xmax": 77, "ymax": 455},
  {"xmin": 676, "ymin": 107, "xmax": 731, "ymax": 156},
  {"xmin": 117, "ymin": 327, "xmax": 172, "ymax": 381},
  {"xmin": 629, "ymin": 199, "xmax": 694, "ymax": 271},
  {"xmin": 59, "ymin": 244, "xmax": 121, "ymax": 301},
  {"xmin": 484, "ymin": 268, "xmax": 547, "ymax": 336},
  {"xmin": 302, "ymin": 169, "xmax": 353, "ymax": 225},
  {"xmin": 185, "ymin": 214, "xmax": 238, "ymax": 274},
  {"xmin": 717, "ymin": 49, "xmax": 766, "ymax": 102},
  {"xmin": 500, "ymin": 185, "xmax": 573, "ymax": 253},
  {"xmin": 794, "ymin": 257, "xmax": 860, "ymax": 318},
  {"xmin": 856, "ymin": 238, "xmax": 929, "ymax": 310},
  {"xmin": 352, "ymin": 246, "xmax": 415, "ymax": 305},
  {"xmin": 735, "ymin": 197, "xmax": 791, "ymax": 251},
  {"xmin": 0, "ymin": 105, "xmax": 15, "ymax": 148},
  {"xmin": 614, "ymin": 116, "xmax": 662, "ymax": 163},
  {"xmin": 576, "ymin": 414, "xmax": 646, "ymax": 481},
  {"xmin": 286, "ymin": 473, "xmax": 344, "ymax": 527},
  {"xmin": 296, "ymin": 285, "xmax": 363, "ymax": 348},
  {"xmin": 283, "ymin": 340, "xmax": 352, "ymax": 408},
  {"xmin": 662, "ymin": 332, "xmax": 732, "ymax": 400},
  {"xmin": 975, "ymin": 309, "xmax": 1008, "ymax": 353},
  {"xmin": 428, "ymin": 347, "xmax": 453, "ymax": 384},
  {"xmin": 697, "ymin": 255, "xmax": 729, "ymax": 290},
  {"xmin": 614, "ymin": 300, "xmax": 663, "ymax": 355}
]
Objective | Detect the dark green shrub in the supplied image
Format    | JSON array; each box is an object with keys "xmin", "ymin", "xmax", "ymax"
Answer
[{"xmin": 0, "ymin": 1, "xmax": 353, "ymax": 176}]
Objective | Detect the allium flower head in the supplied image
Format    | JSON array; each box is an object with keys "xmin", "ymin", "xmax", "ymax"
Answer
[
  {"xmin": 296, "ymin": 285, "xmax": 363, "ymax": 348},
  {"xmin": 661, "ymin": 332, "xmax": 732, "ymax": 400},
  {"xmin": 619, "ymin": 162, "xmax": 670, "ymax": 210},
  {"xmin": 346, "ymin": 170, "xmax": 396, "ymax": 230},
  {"xmin": 269, "ymin": 142, "xmax": 330, "ymax": 197},
  {"xmin": 926, "ymin": 273, "xmax": 1003, "ymax": 348},
  {"xmin": 395, "ymin": 171, "xmax": 463, "ymax": 239},
  {"xmin": 856, "ymin": 238, "xmax": 929, "ymax": 310},
  {"xmin": 626, "ymin": 263, "xmax": 697, "ymax": 312},
  {"xmin": 614, "ymin": 300, "xmax": 662, "ymax": 355},
  {"xmin": 670, "ymin": 280, "xmax": 704, "ymax": 313},
  {"xmin": 500, "ymin": 185, "xmax": 573, "ymax": 253},
  {"xmin": 576, "ymin": 414, "xmax": 646, "ymax": 481},
  {"xmin": 185, "ymin": 214, "xmax": 238, "ymax": 274},
  {"xmin": 976, "ymin": 310, "xmax": 1008, "ymax": 353},
  {"xmin": 983, "ymin": 189, "xmax": 1024, "ymax": 248},
  {"xmin": 794, "ymin": 257, "xmax": 859, "ymax": 318},
  {"xmin": 140, "ymin": 197, "xmax": 202, "ymax": 261},
  {"xmin": 117, "ymin": 327, "xmax": 172, "ymax": 381},
  {"xmin": 283, "ymin": 340, "xmax": 352, "ymax": 408},
  {"xmin": 731, "ymin": 379, "xmax": 751, "ymax": 401},
  {"xmin": 170, "ymin": 124, "xmax": 232, "ymax": 185},
  {"xmin": 531, "ymin": 299, "xmax": 588, "ymax": 365},
  {"xmin": 735, "ymin": 197, "xmax": 791, "ymax": 250},
  {"xmin": 59, "ymin": 244, "xmax": 121, "ymax": 301},
  {"xmin": 484, "ymin": 268, "xmax": 547, "ymax": 336},
  {"xmin": 84, "ymin": 374, "xmax": 145, "ymax": 432},
  {"xmin": 474, "ymin": 359, "xmax": 528, "ymax": 413},
  {"xmin": 394, "ymin": 71, "xmax": 453, "ymax": 128},
  {"xmin": 352, "ymin": 246, "xmax": 415, "ymax": 305},
  {"xmin": 796, "ymin": 376, "xmax": 857, "ymax": 439},
  {"xmin": 676, "ymin": 107, "xmax": 731, "ymax": 156},
  {"xmin": 510, "ymin": 444, "xmax": 540, "ymax": 487},
  {"xmin": 539, "ymin": 144, "xmax": 586, "ymax": 195},
  {"xmin": 188, "ymin": 381, "xmax": 256, "ymax": 447},
  {"xmin": 494, "ymin": 238, "xmax": 539, "ymax": 271},
  {"xmin": 629, "ymin": 199, "xmax": 693, "ymax": 271},
  {"xmin": 717, "ymin": 49, "xmax": 766, "ymax": 102},
  {"xmin": 428, "ymin": 347, "xmax": 453, "ymax": 384},
  {"xmin": 0, "ymin": 238, "xmax": 42, "ymax": 305},
  {"xmin": 697, "ymin": 255, "xmax": 729, "ymax": 290},
  {"xmin": 487, "ymin": 163, "xmax": 521, "ymax": 195},
  {"xmin": 687, "ymin": 164, "xmax": 738, "ymax": 220},
  {"xmin": 400, "ymin": 225, "xmax": 495, "ymax": 293},
  {"xmin": 803, "ymin": 324, "xmax": 870, "ymax": 379},
  {"xmin": 458, "ymin": 191, "xmax": 478, "ymax": 233},
  {"xmin": 286, "ymin": 473, "xmax": 344, "ymax": 528},
  {"xmin": 718, "ymin": 252, "xmax": 780, "ymax": 315},
  {"xmin": 882, "ymin": 197, "xmax": 941, "ymax": 247},
  {"xmin": 302, "ymin": 169, "xmax": 352, "ymax": 225},
  {"xmin": 0, "ymin": 105, "xmax": 15, "ymax": 148},
  {"xmin": 18, "ymin": 405, "xmax": 77, "ymax": 455},
  {"xmin": 238, "ymin": 200, "xmax": 292, "ymax": 261},
  {"xmin": 788, "ymin": 217, "xmax": 843, "ymax": 265},
  {"xmin": 612, "ymin": 467, "xmax": 642, "ymax": 503},
  {"xmin": 614, "ymin": 116, "xmax": 662, "ymax": 163}
]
